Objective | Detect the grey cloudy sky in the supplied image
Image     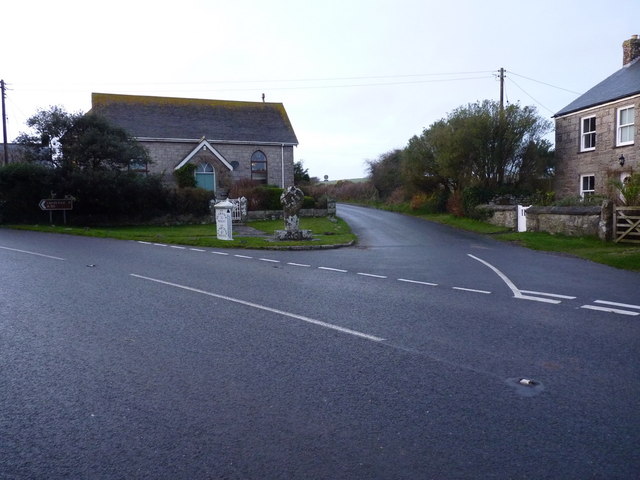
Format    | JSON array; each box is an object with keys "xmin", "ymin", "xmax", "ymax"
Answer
[{"xmin": 3, "ymin": 0, "xmax": 639, "ymax": 180}]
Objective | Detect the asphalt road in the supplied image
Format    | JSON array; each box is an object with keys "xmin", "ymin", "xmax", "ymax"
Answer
[{"xmin": 1, "ymin": 205, "xmax": 639, "ymax": 479}]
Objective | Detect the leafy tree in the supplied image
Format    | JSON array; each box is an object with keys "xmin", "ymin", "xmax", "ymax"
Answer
[
  {"xmin": 294, "ymin": 160, "xmax": 310, "ymax": 185},
  {"xmin": 367, "ymin": 149, "xmax": 404, "ymax": 200},
  {"xmin": 402, "ymin": 100, "xmax": 553, "ymax": 195},
  {"xmin": 61, "ymin": 113, "xmax": 150, "ymax": 171},
  {"xmin": 15, "ymin": 106, "xmax": 80, "ymax": 166}
]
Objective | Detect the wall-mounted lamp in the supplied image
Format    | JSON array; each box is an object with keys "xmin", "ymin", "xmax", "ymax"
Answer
[{"xmin": 619, "ymin": 154, "xmax": 625, "ymax": 167}]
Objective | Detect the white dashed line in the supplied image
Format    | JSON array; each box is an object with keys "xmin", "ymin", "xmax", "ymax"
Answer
[
  {"xmin": 357, "ymin": 273, "xmax": 387, "ymax": 279},
  {"xmin": 398, "ymin": 278, "xmax": 438, "ymax": 286},
  {"xmin": 136, "ymin": 242, "xmax": 640, "ymax": 317},
  {"xmin": 452, "ymin": 287, "xmax": 491, "ymax": 294}
]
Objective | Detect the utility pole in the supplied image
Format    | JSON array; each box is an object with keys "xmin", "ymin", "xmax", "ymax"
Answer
[
  {"xmin": 498, "ymin": 68, "xmax": 505, "ymax": 111},
  {"xmin": 1, "ymin": 79, "xmax": 7, "ymax": 166}
]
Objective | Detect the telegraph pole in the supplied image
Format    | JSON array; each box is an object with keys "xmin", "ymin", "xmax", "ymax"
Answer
[
  {"xmin": 498, "ymin": 68, "xmax": 505, "ymax": 111},
  {"xmin": 1, "ymin": 79, "xmax": 8, "ymax": 166}
]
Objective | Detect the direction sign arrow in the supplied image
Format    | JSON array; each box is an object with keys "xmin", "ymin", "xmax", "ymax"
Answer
[{"xmin": 39, "ymin": 199, "xmax": 74, "ymax": 211}]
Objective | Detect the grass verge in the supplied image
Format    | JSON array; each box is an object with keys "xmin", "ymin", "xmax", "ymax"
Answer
[
  {"xmin": 6, "ymin": 216, "xmax": 355, "ymax": 250},
  {"xmin": 409, "ymin": 212, "xmax": 640, "ymax": 272}
]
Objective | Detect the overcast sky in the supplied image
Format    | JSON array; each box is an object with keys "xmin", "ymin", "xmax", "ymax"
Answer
[{"xmin": 3, "ymin": 0, "xmax": 639, "ymax": 180}]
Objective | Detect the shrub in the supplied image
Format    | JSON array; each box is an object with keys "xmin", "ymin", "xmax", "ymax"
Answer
[
  {"xmin": 168, "ymin": 187, "xmax": 216, "ymax": 216},
  {"xmin": 173, "ymin": 163, "xmax": 197, "ymax": 188},
  {"xmin": 0, "ymin": 163, "xmax": 54, "ymax": 222}
]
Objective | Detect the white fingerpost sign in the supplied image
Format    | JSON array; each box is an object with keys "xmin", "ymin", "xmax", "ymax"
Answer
[{"xmin": 214, "ymin": 199, "xmax": 233, "ymax": 241}]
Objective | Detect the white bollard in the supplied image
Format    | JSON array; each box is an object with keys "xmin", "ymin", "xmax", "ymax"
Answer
[{"xmin": 214, "ymin": 199, "xmax": 234, "ymax": 241}]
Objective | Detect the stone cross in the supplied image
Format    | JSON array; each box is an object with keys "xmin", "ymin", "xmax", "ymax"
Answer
[{"xmin": 274, "ymin": 186, "xmax": 312, "ymax": 241}]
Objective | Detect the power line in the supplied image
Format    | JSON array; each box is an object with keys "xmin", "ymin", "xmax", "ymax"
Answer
[
  {"xmin": 507, "ymin": 71, "xmax": 582, "ymax": 95},
  {"xmin": 506, "ymin": 77, "xmax": 555, "ymax": 115}
]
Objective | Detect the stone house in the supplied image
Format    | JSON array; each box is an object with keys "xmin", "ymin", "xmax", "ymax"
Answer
[
  {"xmin": 90, "ymin": 93, "xmax": 298, "ymax": 194},
  {"xmin": 554, "ymin": 35, "xmax": 639, "ymax": 200}
]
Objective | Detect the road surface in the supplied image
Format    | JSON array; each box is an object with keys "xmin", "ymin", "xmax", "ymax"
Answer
[{"xmin": 1, "ymin": 205, "xmax": 639, "ymax": 479}]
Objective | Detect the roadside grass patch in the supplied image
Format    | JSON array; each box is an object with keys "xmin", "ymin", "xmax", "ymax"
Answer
[
  {"xmin": 5, "ymin": 217, "xmax": 355, "ymax": 249},
  {"xmin": 494, "ymin": 231, "xmax": 640, "ymax": 271}
]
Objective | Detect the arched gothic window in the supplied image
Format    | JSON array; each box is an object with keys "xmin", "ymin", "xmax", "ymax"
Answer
[
  {"xmin": 195, "ymin": 162, "xmax": 215, "ymax": 191},
  {"xmin": 251, "ymin": 151, "xmax": 267, "ymax": 184}
]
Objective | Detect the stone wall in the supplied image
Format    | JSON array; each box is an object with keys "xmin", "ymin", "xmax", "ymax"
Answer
[
  {"xmin": 247, "ymin": 200, "xmax": 336, "ymax": 221},
  {"xmin": 477, "ymin": 205, "xmax": 517, "ymax": 230},
  {"xmin": 478, "ymin": 203, "xmax": 613, "ymax": 240},
  {"xmin": 526, "ymin": 206, "xmax": 603, "ymax": 237},
  {"xmin": 554, "ymin": 97, "xmax": 638, "ymax": 200}
]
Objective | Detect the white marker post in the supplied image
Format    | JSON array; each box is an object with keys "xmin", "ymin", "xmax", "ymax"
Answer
[{"xmin": 214, "ymin": 199, "xmax": 233, "ymax": 241}]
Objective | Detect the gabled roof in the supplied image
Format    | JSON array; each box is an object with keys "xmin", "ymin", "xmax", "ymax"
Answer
[
  {"xmin": 90, "ymin": 93, "xmax": 298, "ymax": 145},
  {"xmin": 555, "ymin": 58, "xmax": 640, "ymax": 117},
  {"xmin": 174, "ymin": 139, "xmax": 233, "ymax": 171}
]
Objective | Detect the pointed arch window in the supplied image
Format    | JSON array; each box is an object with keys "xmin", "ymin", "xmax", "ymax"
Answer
[
  {"xmin": 195, "ymin": 162, "xmax": 215, "ymax": 191},
  {"xmin": 251, "ymin": 150, "xmax": 267, "ymax": 184}
]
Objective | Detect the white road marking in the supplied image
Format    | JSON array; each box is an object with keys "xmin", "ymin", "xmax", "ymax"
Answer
[
  {"xmin": 137, "ymin": 241, "xmax": 152, "ymax": 245},
  {"xmin": 153, "ymin": 243, "xmax": 167, "ymax": 247},
  {"xmin": 357, "ymin": 272, "xmax": 387, "ymax": 279},
  {"xmin": 581, "ymin": 305, "xmax": 640, "ymax": 316},
  {"xmin": 318, "ymin": 267, "xmax": 348, "ymax": 273},
  {"xmin": 519, "ymin": 290, "xmax": 576, "ymax": 300},
  {"xmin": 0, "ymin": 245, "xmax": 65, "ymax": 261},
  {"xmin": 189, "ymin": 248, "xmax": 206, "ymax": 252},
  {"xmin": 170, "ymin": 246, "xmax": 186, "ymax": 250},
  {"xmin": 287, "ymin": 262, "xmax": 311, "ymax": 267},
  {"xmin": 453, "ymin": 287, "xmax": 491, "ymax": 294},
  {"xmin": 234, "ymin": 254, "xmax": 253, "ymax": 259},
  {"xmin": 397, "ymin": 278, "xmax": 438, "ymax": 286},
  {"xmin": 259, "ymin": 258, "xmax": 280, "ymax": 263},
  {"xmin": 468, "ymin": 254, "xmax": 562, "ymax": 304},
  {"xmin": 130, "ymin": 274, "xmax": 385, "ymax": 342},
  {"xmin": 594, "ymin": 300, "xmax": 640, "ymax": 310},
  {"xmin": 211, "ymin": 251, "xmax": 229, "ymax": 256}
]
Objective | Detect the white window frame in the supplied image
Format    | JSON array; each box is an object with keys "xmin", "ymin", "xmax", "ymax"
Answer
[
  {"xmin": 616, "ymin": 105, "xmax": 635, "ymax": 146},
  {"xmin": 580, "ymin": 174, "xmax": 595, "ymax": 198},
  {"xmin": 580, "ymin": 115, "xmax": 596, "ymax": 152}
]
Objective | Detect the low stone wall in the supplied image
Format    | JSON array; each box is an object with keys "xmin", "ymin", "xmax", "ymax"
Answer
[
  {"xmin": 248, "ymin": 208, "xmax": 331, "ymax": 220},
  {"xmin": 247, "ymin": 200, "xmax": 336, "ymax": 221},
  {"xmin": 526, "ymin": 206, "xmax": 602, "ymax": 237},
  {"xmin": 477, "ymin": 205, "xmax": 517, "ymax": 230},
  {"xmin": 477, "ymin": 203, "xmax": 613, "ymax": 240}
]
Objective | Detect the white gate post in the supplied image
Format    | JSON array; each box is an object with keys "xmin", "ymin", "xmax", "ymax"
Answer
[{"xmin": 517, "ymin": 205, "xmax": 531, "ymax": 232}]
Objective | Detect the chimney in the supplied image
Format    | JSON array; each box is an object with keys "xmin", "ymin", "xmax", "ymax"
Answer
[{"xmin": 623, "ymin": 34, "xmax": 640, "ymax": 66}]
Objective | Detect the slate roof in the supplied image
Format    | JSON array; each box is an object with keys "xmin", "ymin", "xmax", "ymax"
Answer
[
  {"xmin": 90, "ymin": 93, "xmax": 298, "ymax": 145},
  {"xmin": 555, "ymin": 58, "xmax": 640, "ymax": 117}
]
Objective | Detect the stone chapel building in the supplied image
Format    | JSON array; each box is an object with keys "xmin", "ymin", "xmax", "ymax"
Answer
[{"xmin": 90, "ymin": 93, "xmax": 298, "ymax": 194}]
